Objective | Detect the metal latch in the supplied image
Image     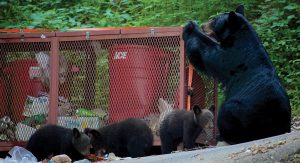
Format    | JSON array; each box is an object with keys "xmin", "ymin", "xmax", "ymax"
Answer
[
  {"xmin": 40, "ymin": 34, "xmax": 46, "ymax": 39},
  {"xmin": 20, "ymin": 34, "xmax": 25, "ymax": 42},
  {"xmin": 150, "ymin": 28, "xmax": 155, "ymax": 36},
  {"xmin": 86, "ymin": 32, "xmax": 90, "ymax": 40}
]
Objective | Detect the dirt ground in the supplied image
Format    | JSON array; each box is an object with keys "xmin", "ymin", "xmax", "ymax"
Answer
[{"xmin": 279, "ymin": 150, "xmax": 300, "ymax": 163}]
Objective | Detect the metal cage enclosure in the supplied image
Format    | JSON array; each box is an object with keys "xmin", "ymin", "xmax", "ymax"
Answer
[{"xmin": 0, "ymin": 27, "xmax": 217, "ymax": 151}]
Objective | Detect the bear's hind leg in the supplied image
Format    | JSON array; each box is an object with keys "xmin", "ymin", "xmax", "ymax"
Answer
[
  {"xmin": 126, "ymin": 139, "xmax": 147, "ymax": 157},
  {"xmin": 217, "ymin": 101, "xmax": 247, "ymax": 144},
  {"xmin": 160, "ymin": 135, "xmax": 176, "ymax": 154}
]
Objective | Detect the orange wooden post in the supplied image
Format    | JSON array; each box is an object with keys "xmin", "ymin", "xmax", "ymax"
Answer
[{"xmin": 187, "ymin": 64, "xmax": 194, "ymax": 111}]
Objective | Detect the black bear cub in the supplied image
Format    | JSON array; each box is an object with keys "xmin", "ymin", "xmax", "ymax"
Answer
[
  {"xmin": 26, "ymin": 124, "xmax": 91, "ymax": 161},
  {"xmin": 84, "ymin": 118, "xmax": 153, "ymax": 158},
  {"xmin": 160, "ymin": 105, "xmax": 214, "ymax": 154},
  {"xmin": 183, "ymin": 5, "xmax": 291, "ymax": 145}
]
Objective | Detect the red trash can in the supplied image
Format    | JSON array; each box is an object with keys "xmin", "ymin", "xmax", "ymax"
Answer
[
  {"xmin": 108, "ymin": 45, "xmax": 169, "ymax": 123},
  {"xmin": 4, "ymin": 59, "xmax": 43, "ymax": 122}
]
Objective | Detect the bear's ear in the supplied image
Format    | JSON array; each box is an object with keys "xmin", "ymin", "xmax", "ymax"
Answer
[
  {"xmin": 185, "ymin": 21, "xmax": 196, "ymax": 32},
  {"xmin": 89, "ymin": 129, "xmax": 102, "ymax": 139},
  {"xmin": 209, "ymin": 105, "xmax": 215, "ymax": 113},
  {"xmin": 235, "ymin": 5, "xmax": 244, "ymax": 16},
  {"xmin": 84, "ymin": 128, "xmax": 92, "ymax": 135},
  {"xmin": 73, "ymin": 128, "xmax": 81, "ymax": 139},
  {"xmin": 183, "ymin": 21, "xmax": 199, "ymax": 37},
  {"xmin": 228, "ymin": 11, "xmax": 239, "ymax": 24},
  {"xmin": 192, "ymin": 105, "xmax": 202, "ymax": 115},
  {"xmin": 228, "ymin": 11, "xmax": 243, "ymax": 30}
]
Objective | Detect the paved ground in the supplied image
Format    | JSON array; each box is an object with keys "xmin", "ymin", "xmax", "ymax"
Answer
[{"xmin": 108, "ymin": 131, "xmax": 300, "ymax": 163}]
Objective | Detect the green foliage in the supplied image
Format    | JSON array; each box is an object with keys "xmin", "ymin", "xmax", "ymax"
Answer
[
  {"xmin": 0, "ymin": 0, "xmax": 299, "ymax": 115},
  {"xmin": 250, "ymin": 0, "xmax": 300, "ymax": 115},
  {"xmin": 0, "ymin": 0, "xmax": 247, "ymax": 29}
]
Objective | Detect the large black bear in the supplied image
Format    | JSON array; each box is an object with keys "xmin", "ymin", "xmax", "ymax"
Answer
[
  {"xmin": 160, "ymin": 105, "xmax": 214, "ymax": 154},
  {"xmin": 26, "ymin": 124, "xmax": 91, "ymax": 161},
  {"xmin": 183, "ymin": 5, "xmax": 291, "ymax": 145},
  {"xmin": 84, "ymin": 118, "xmax": 153, "ymax": 158}
]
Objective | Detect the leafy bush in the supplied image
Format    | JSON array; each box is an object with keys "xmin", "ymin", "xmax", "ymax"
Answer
[
  {"xmin": 250, "ymin": 0, "xmax": 300, "ymax": 115},
  {"xmin": 0, "ymin": 0, "xmax": 299, "ymax": 115}
]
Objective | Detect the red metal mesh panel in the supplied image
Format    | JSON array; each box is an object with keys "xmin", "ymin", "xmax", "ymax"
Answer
[
  {"xmin": 57, "ymin": 36, "xmax": 181, "ymax": 132},
  {"xmin": 0, "ymin": 28, "xmax": 217, "ymax": 149},
  {"xmin": 57, "ymin": 40, "xmax": 110, "ymax": 130},
  {"xmin": 0, "ymin": 42, "xmax": 51, "ymax": 142},
  {"xmin": 186, "ymin": 68, "xmax": 217, "ymax": 146},
  {"xmin": 108, "ymin": 37, "xmax": 180, "ymax": 123}
]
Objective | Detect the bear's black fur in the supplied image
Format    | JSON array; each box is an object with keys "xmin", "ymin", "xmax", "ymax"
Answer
[
  {"xmin": 183, "ymin": 5, "xmax": 291, "ymax": 145},
  {"xmin": 84, "ymin": 118, "xmax": 153, "ymax": 158},
  {"xmin": 26, "ymin": 124, "xmax": 91, "ymax": 161},
  {"xmin": 159, "ymin": 105, "xmax": 214, "ymax": 154}
]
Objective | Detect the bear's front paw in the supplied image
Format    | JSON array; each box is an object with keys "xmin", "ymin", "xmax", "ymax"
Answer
[{"xmin": 183, "ymin": 21, "xmax": 199, "ymax": 41}]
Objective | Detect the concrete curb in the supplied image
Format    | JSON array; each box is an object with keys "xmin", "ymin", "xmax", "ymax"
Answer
[{"xmin": 109, "ymin": 131, "xmax": 300, "ymax": 163}]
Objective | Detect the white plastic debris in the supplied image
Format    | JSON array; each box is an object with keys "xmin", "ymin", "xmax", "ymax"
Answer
[
  {"xmin": 73, "ymin": 159, "xmax": 91, "ymax": 163},
  {"xmin": 1, "ymin": 146, "xmax": 38, "ymax": 163}
]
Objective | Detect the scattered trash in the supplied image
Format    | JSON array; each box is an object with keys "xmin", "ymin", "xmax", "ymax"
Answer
[
  {"xmin": 22, "ymin": 114, "xmax": 47, "ymax": 129},
  {"xmin": 1, "ymin": 146, "xmax": 37, "ymax": 163},
  {"xmin": 105, "ymin": 153, "xmax": 121, "ymax": 161},
  {"xmin": 50, "ymin": 154, "xmax": 71, "ymax": 163},
  {"xmin": 86, "ymin": 154, "xmax": 105, "ymax": 162},
  {"xmin": 1, "ymin": 146, "xmax": 85, "ymax": 163},
  {"xmin": 143, "ymin": 114, "xmax": 159, "ymax": 136},
  {"xmin": 35, "ymin": 51, "xmax": 68, "ymax": 87},
  {"xmin": 85, "ymin": 153, "xmax": 132, "ymax": 162},
  {"xmin": 248, "ymin": 140, "xmax": 286, "ymax": 155},
  {"xmin": 15, "ymin": 123, "xmax": 37, "ymax": 141},
  {"xmin": 227, "ymin": 140, "xmax": 288, "ymax": 159},
  {"xmin": 105, "ymin": 153, "xmax": 132, "ymax": 161},
  {"xmin": 76, "ymin": 108, "xmax": 99, "ymax": 117},
  {"xmin": 74, "ymin": 159, "xmax": 91, "ymax": 163},
  {"xmin": 23, "ymin": 96, "xmax": 49, "ymax": 117},
  {"xmin": 0, "ymin": 116, "xmax": 16, "ymax": 141}
]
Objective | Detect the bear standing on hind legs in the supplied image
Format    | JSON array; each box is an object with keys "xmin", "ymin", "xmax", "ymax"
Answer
[{"xmin": 183, "ymin": 5, "xmax": 291, "ymax": 145}]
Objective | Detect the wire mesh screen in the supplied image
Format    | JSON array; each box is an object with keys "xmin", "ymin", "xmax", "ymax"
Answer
[
  {"xmin": 188, "ymin": 69, "xmax": 216, "ymax": 146},
  {"xmin": 0, "ymin": 42, "xmax": 51, "ymax": 141},
  {"xmin": 0, "ymin": 28, "xmax": 217, "ymax": 148},
  {"xmin": 57, "ymin": 36, "xmax": 181, "ymax": 133},
  {"xmin": 57, "ymin": 40, "xmax": 110, "ymax": 131}
]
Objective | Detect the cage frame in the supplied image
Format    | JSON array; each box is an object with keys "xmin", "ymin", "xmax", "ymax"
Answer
[{"xmin": 0, "ymin": 27, "xmax": 217, "ymax": 150}]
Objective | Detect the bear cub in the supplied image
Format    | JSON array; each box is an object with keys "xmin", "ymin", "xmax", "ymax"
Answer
[
  {"xmin": 84, "ymin": 118, "xmax": 153, "ymax": 158},
  {"xmin": 183, "ymin": 5, "xmax": 291, "ymax": 145},
  {"xmin": 26, "ymin": 124, "xmax": 91, "ymax": 161},
  {"xmin": 160, "ymin": 105, "xmax": 214, "ymax": 154}
]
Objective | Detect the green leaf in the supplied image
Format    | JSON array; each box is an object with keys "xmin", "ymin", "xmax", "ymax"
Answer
[
  {"xmin": 104, "ymin": 9, "xmax": 113, "ymax": 17},
  {"xmin": 120, "ymin": 14, "xmax": 131, "ymax": 21},
  {"xmin": 30, "ymin": 13, "xmax": 45, "ymax": 20},
  {"xmin": 284, "ymin": 4, "xmax": 296, "ymax": 10},
  {"xmin": 0, "ymin": 1, "xmax": 8, "ymax": 6},
  {"xmin": 287, "ymin": 15, "xmax": 295, "ymax": 20}
]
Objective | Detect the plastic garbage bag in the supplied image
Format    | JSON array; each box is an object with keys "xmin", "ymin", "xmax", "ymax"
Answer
[
  {"xmin": 1, "ymin": 146, "xmax": 38, "ymax": 163},
  {"xmin": 73, "ymin": 159, "xmax": 91, "ymax": 163}
]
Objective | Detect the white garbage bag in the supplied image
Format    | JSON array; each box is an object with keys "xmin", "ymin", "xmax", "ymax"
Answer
[{"xmin": 1, "ymin": 146, "xmax": 38, "ymax": 163}]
